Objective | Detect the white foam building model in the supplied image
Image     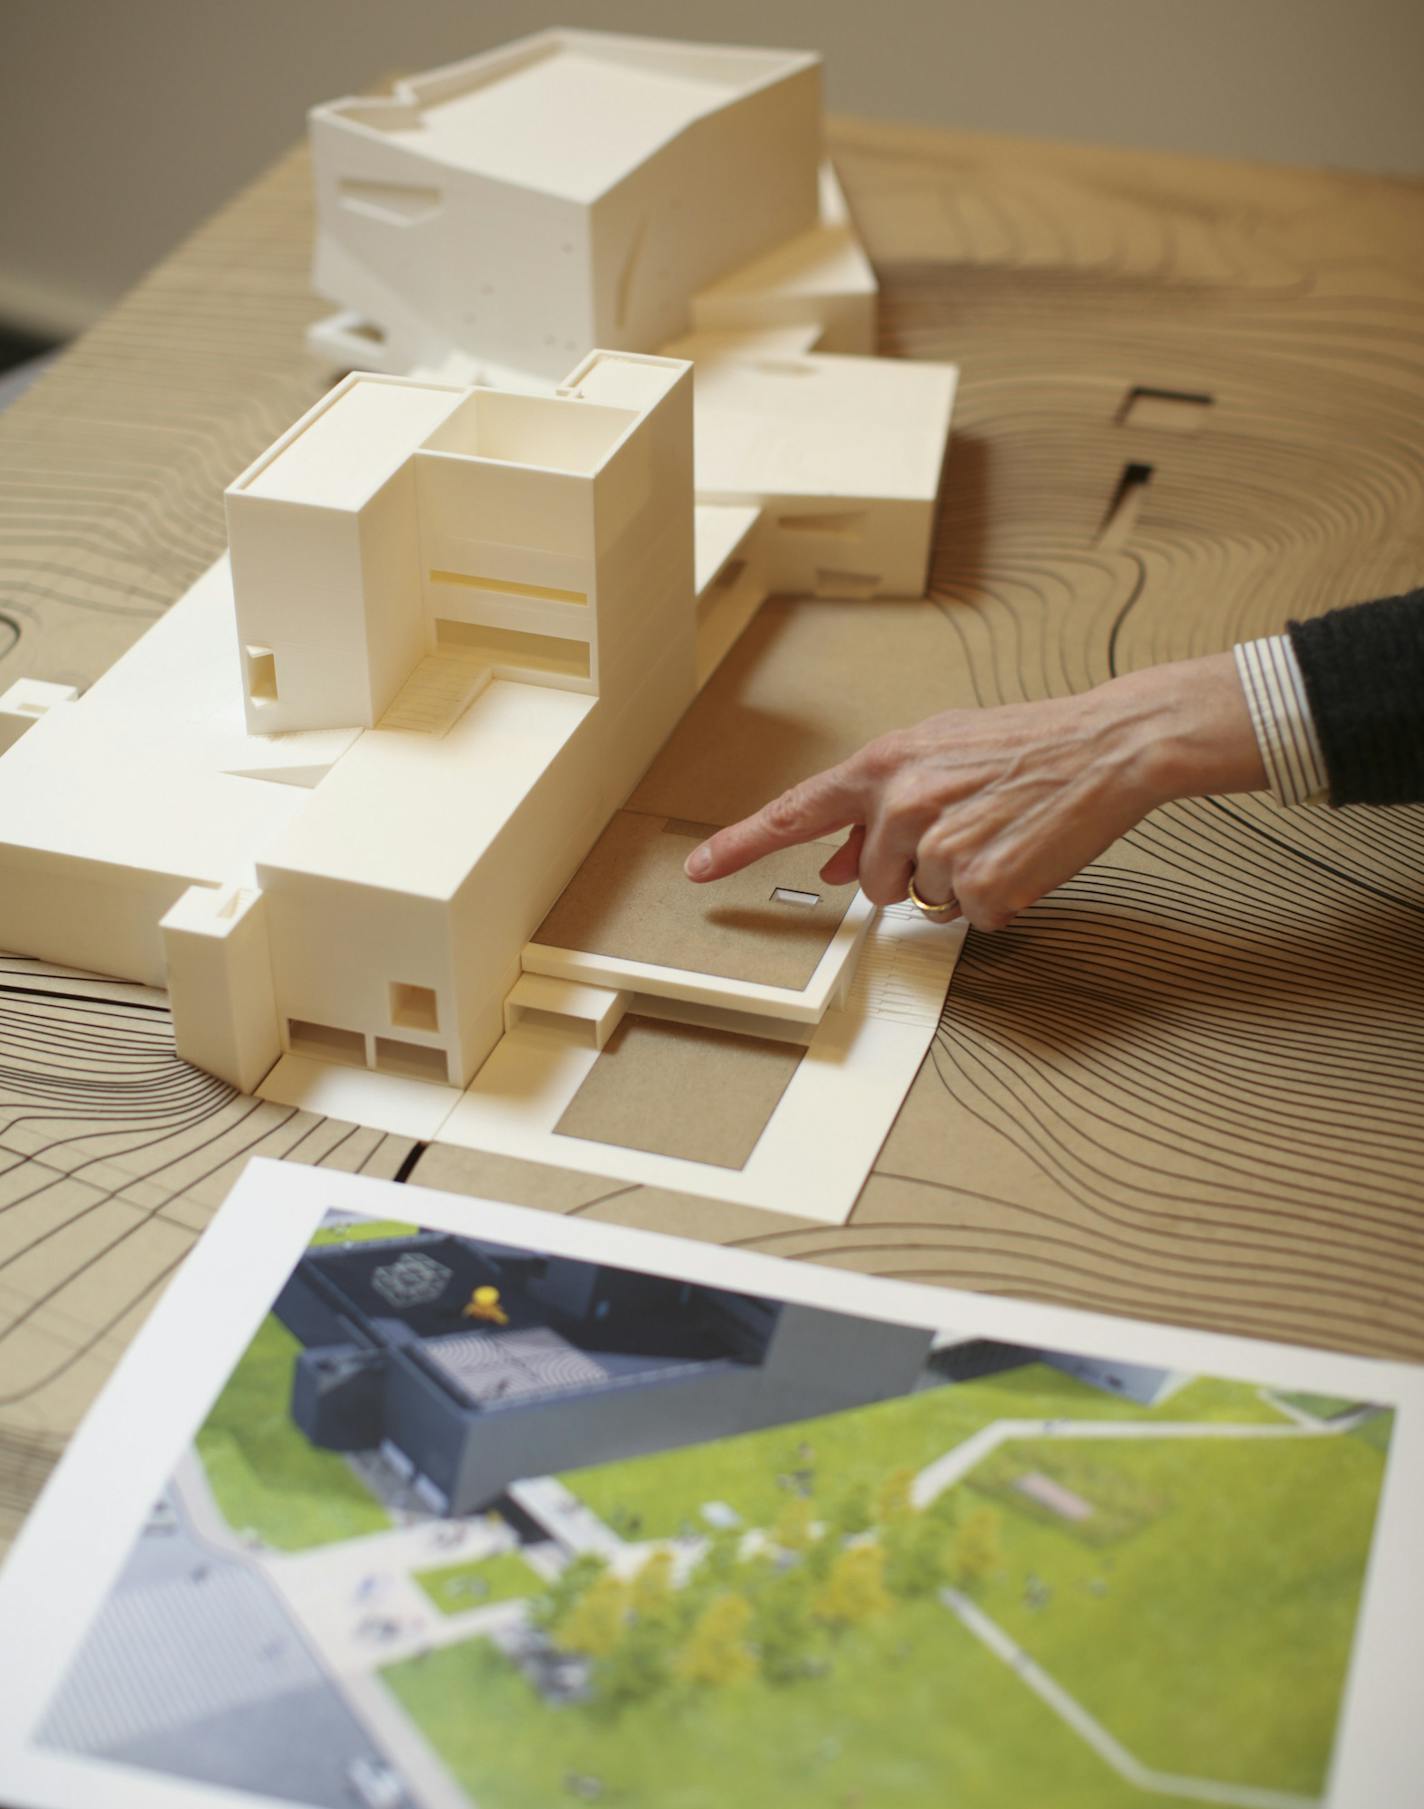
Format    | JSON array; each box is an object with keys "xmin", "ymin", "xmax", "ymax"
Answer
[
  {"xmin": 305, "ymin": 28, "xmax": 956, "ymax": 672},
  {"xmin": 308, "ymin": 30, "xmax": 874, "ymax": 385},
  {"xmin": 0, "ymin": 30, "xmax": 962, "ymax": 1223}
]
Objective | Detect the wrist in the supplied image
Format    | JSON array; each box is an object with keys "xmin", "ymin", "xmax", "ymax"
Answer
[{"xmin": 1096, "ymin": 654, "xmax": 1268, "ymax": 808}]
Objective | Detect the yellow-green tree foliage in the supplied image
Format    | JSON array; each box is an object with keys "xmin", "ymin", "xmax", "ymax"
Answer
[
  {"xmin": 814, "ymin": 1542, "xmax": 891, "ymax": 1628},
  {"xmin": 953, "ymin": 1506, "xmax": 1003, "ymax": 1590},
  {"xmin": 885, "ymin": 1515, "xmax": 950, "ymax": 1600},
  {"xmin": 675, "ymin": 1593, "xmax": 757, "ymax": 1686},
  {"xmin": 528, "ymin": 1550, "xmax": 606, "ymax": 1636},
  {"xmin": 631, "ymin": 1548, "xmax": 677, "ymax": 1623},
  {"xmin": 876, "ymin": 1465, "xmax": 917, "ymax": 1526},
  {"xmin": 828, "ymin": 1480, "xmax": 874, "ymax": 1540},
  {"xmin": 558, "ymin": 1571, "xmax": 630, "ymax": 1658},
  {"xmin": 772, "ymin": 1492, "xmax": 816, "ymax": 1553}
]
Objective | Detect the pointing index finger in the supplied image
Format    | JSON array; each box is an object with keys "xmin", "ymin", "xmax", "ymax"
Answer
[{"xmin": 684, "ymin": 765, "xmax": 867, "ymax": 882}]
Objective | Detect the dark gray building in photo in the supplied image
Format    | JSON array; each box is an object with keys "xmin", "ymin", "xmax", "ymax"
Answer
[{"xmin": 277, "ymin": 1232, "xmax": 934, "ymax": 1515}]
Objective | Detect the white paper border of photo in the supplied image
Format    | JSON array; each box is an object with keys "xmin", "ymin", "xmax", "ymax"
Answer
[{"xmin": 0, "ymin": 1155, "xmax": 1419, "ymax": 1809}]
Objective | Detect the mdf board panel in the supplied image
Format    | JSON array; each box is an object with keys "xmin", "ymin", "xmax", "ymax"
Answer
[
  {"xmin": 555, "ymin": 1015, "xmax": 805, "ymax": 1169},
  {"xmin": 629, "ymin": 594, "xmax": 980, "ymax": 829},
  {"xmin": 532, "ymin": 809, "xmax": 853, "ymax": 990}
]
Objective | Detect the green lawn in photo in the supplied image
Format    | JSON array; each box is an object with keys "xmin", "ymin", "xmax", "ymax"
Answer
[
  {"xmin": 381, "ymin": 1598, "xmax": 1199, "ymax": 1809},
  {"xmin": 558, "ymin": 1365, "xmax": 1289, "ymax": 1541},
  {"xmin": 529, "ymin": 1365, "xmax": 1385, "ymax": 1801},
  {"xmin": 1352, "ymin": 1409, "xmax": 1395, "ymax": 1455},
  {"xmin": 969, "ymin": 1430, "xmax": 1389, "ymax": 1796},
  {"xmin": 308, "ymin": 1217, "xmax": 420, "ymax": 1247},
  {"xmin": 194, "ymin": 1313, "xmax": 390, "ymax": 1551},
  {"xmin": 415, "ymin": 1551, "xmax": 544, "ymax": 1616},
  {"xmin": 1273, "ymin": 1391, "xmax": 1364, "ymax": 1421}
]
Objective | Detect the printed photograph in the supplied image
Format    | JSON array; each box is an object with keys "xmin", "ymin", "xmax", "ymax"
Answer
[{"xmin": 36, "ymin": 1211, "xmax": 1395, "ymax": 1809}]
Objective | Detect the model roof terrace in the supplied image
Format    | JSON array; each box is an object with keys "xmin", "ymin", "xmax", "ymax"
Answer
[{"xmin": 233, "ymin": 372, "xmax": 641, "ymax": 511}]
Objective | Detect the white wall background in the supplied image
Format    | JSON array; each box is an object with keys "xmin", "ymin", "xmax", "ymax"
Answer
[{"xmin": 4, "ymin": 0, "xmax": 1423, "ymax": 337}]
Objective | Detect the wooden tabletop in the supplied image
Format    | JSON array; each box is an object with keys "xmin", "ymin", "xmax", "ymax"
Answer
[{"xmin": 1, "ymin": 117, "xmax": 1422, "ymax": 1541}]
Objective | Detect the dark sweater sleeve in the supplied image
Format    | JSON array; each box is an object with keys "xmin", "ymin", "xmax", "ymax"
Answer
[{"xmin": 1287, "ymin": 588, "xmax": 1424, "ymax": 806}]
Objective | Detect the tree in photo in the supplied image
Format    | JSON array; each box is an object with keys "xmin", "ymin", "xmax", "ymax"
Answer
[
  {"xmin": 828, "ymin": 1479, "xmax": 874, "ymax": 1541},
  {"xmin": 557, "ymin": 1570, "xmax": 631, "ymax": 1659},
  {"xmin": 702, "ymin": 1523, "xmax": 743, "ymax": 1585},
  {"xmin": 952, "ymin": 1506, "xmax": 1003, "ymax": 1592},
  {"xmin": 884, "ymin": 1513, "xmax": 951, "ymax": 1601},
  {"xmin": 876, "ymin": 1465, "xmax": 917, "ymax": 1527},
  {"xmin": 631, "ymin": 1548, "xmax": 678, "ymax": 1625},
  {"xmin": 599, "ymin": 1600, "xmax": 678, "ymax": 1709},
  {"xmin": 675, "ymin": 1592, "xmax": 758, "ymax": 1687},
  {"xmin": 772, "ymin": 1491, "xmax": 817, "ymax": 1554},
  {"xmin": 924, "ymin": 1485, "xmax": 960, "ymax": 1532},
  {"xmin": 527, "ymin": 1550, "xmax": 607, "ymax": 1637},
  {"xmin": 752, "ymin": 1565, "xmax": 821, "ymax": 1685},
  {"xmin": 814, "ymin": 1542, "xmax": 891, "ymax": 1630}
]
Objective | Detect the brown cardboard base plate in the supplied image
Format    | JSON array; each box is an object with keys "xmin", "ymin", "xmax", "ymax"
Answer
[
  {"xmin": 533, "ymin": 809, "xmax": 852, "ymax": 990},
  {"xmin": 554, "ymin": 1014, "xmax": 805, "ymax": 1169}
]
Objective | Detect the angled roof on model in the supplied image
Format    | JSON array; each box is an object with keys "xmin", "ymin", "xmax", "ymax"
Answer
[{"xmin": 315, "ymin": 29, "xmax": 820, "ymax": 204}]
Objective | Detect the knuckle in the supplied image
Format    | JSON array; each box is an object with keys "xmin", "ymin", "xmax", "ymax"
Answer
[
  {"xmin": 952, "ymin": 870, "xmax": 1004, "ymax": 932},
  {"xmin": 957, "ymin": 891, "xmax": 1008, "ymax": 933},
  {"xmin": 881, "ymin": 794, "xmax": 925, "ymax": 841},
  {"xmin": 861, "ymin": 732, "xmax": 906, "ymax": 782},
  {"xmin": 915, "ymin": 821, "xmax": 959, "ymax": 869},
  {"xmin": 762, "ymin": 789, "xmax": 807, "ymax": 837},
  {"xmin": 958, "ymin": 850, "xmax": 1010, "ymax": 901},
  {"xmin": 864, "ymin": 874, "xmax": 909, "ymax": 907}
]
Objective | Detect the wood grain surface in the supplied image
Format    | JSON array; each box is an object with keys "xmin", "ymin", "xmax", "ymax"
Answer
[{"xmin": 1, "ymin": 120, "xmax": 1421, "ymax": 1545}]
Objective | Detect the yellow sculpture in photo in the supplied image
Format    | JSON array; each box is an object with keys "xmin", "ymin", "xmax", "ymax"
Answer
[{"xmin": 463, "ymin": 1285, "xmax": 509, "ymax": 1328}]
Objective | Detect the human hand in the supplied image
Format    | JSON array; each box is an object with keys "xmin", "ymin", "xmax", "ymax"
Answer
[{"xmin": 683, "ymin": 653, "xmax": 1266, "ymax": 931}]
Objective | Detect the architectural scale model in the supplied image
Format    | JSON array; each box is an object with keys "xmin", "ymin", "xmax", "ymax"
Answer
[{"xmin": 0, "ymin": 30, "xmax": 962, "ymax": 1223}]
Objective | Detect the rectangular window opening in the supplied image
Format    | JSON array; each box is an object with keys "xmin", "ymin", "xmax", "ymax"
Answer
[
  {"xmin": 1096, "ymin": 462, "xmax": 1154, "ymax": 548},
  {"xmin": 430, "ymin": 570, "xmax": 587, "ymax": 606},
  {"xmin": 338, "ymin": 178, "xmax": 443, "ymax": 226},
  {"xmin": 373, "ymin": 1035, "xmax": 452, "ymax": 1083},
  {"xmin": 771, "ymin": 886, "xmax": 821, "ymax": 909},
  {"xmin": 390, "ymin": 981, "xmax": 439, "ymax": 1032},
  {"xmin": 510, "ymin": 1006, "xmax": 599, "ymax": 1047},
  {"xmin": 434, "ymin": 619, "xmax": 590, "ymax": 682},
  {"xmin": 776, "ymin": 511, "xmax": 867, "ymax": 538},
  {"xmin": 245, "ymin": 645, "xmax": 278, "ymax": 704},
  {"xmin": 288, "ymin": 1018, "xmax": 365, "ymax": 1067},
  {"xmin": 1118, "ymin": 386, "xmax": 1214, "ymax": 432},
  {"xmin": 813, "ymin": 568, "xmax": 883, "ymax": 599}
]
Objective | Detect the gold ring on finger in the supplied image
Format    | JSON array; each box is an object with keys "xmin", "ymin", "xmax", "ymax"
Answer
[{"xmin": 907, "ymin": 874, "xmax": 959, "ymax": 918}]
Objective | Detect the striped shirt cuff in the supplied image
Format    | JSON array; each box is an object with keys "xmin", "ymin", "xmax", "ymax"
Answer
[{"xmin": 1233, "ymin": 636, "xmax": 1329, "ymax": 806}]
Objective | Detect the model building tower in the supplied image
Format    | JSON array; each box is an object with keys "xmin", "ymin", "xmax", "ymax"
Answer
[
  {"xmin": 187, "ymin": 351, "xmax": 698, "ymax": 1089},
  {"xmin": 307, "ymin": 33, "xmax": 840, "ymax": 383},
  {"xmin": 226, "ymin": 361, "xmax": 691, "ymax": 736}
]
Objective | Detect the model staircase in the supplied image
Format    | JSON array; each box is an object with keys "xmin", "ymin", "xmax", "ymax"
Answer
[{"xmin": 377, "ymin": 649, "xmax": 491, "ymax": 736}]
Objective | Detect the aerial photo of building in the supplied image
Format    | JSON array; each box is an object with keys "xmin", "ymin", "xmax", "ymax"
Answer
[{"xmin": 276, "ymin": 1227, "xmax": 935, "ymax": 1516}]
